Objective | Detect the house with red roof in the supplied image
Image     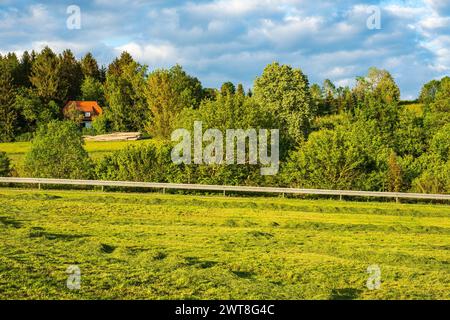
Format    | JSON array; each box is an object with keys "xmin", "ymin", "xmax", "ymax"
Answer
[{"xmin": 63, "ymin": 101, "xmax": 103, "ymax": 129}]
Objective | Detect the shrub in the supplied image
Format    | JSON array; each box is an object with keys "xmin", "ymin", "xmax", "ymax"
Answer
[
  {"xmin": 95, "ymin": 141, "xmax": 184, "ymax": 182},
  {"xmin": 92, "ymin": 114, "xmax": 110, "ymax": 135},
  {"xmin": 0, "ymin": 152, "xmax": 11, "ymax": 176},
  {"xmin": 281, "ymin": 121, "xmax": 389, "ymax": 191},
  {"xmin": 14, "ymin": 132, "xmax": 34, "ymax": 142},
  {"xmin": 24, "ymin": 120, "xmax": 93, "ymax": 179}
]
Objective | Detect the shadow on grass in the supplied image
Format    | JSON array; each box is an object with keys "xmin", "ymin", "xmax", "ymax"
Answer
[
  {"xmin": 29, "ymin": 227, "xmax": 90, "ymax": 241},
  {"xmin": 100, "ymin": 243, "xmax": 116, "ymax": 254},
  {"xmin": 0, "ymin": 216, "xmax": 22, "ymax": 228},
  {"xmin": 231, "ymin": 271, "xmax": 255, "ymax": 279},
  {"xmin": 184, "ymin": 256, "xmax": 218, "ymax": 269},
  {"xmin": 329, "ymin": 288, "xmax": 362, "ymax": 300}
]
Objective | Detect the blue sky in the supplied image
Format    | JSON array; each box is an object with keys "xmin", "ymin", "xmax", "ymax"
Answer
[{"xmin": 1, "ymin": 0, "xmax": 449, "ymax": 99}]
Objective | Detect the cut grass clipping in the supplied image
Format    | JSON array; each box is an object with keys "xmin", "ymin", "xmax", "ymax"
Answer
[{"xmin": 0, "ymin": 188, "xmax": 449, "ymax": 299}]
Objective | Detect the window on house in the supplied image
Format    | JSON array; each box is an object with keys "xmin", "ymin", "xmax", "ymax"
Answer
[{"xmin": 85, "ymin": 112, "xmax": 91, "ymax": 117}]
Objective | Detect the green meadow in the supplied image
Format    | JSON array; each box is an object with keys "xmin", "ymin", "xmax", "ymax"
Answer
[
  {"xmin": 0, "ymin": 140, "xmax": 150, "ymax": 176},
  {"xmin": 0, "ymin": 188, "xmax": 448, "ymax": 300}
]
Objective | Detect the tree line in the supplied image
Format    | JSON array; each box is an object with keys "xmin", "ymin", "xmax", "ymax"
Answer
[{"xmin": 0, "ymin": 47, "xmax": 449, "ymax": 193}]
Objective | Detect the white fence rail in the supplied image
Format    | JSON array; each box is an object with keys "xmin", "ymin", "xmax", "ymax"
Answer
[{"xmin": 1, "ymin": 177, "xmax": 449, "ymax": 201}]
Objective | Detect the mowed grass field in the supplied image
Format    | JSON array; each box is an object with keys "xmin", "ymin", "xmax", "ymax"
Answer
[
  {"xmin": 0, "ymin": 140, "xmax": 151, "ymax": 176},
  {"xmin": 0, "ymin": 188, "xmax": 449, "ymax": 300}
]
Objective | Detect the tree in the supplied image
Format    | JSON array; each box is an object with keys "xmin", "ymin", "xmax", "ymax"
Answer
[
  {"xmin": 354, "ymin": 89, "xmax": 400, "ymax": 148},
  {"xmin": 353, "ymin": 68, "xmax": 400, "ymax": 104},
  {"xmin": 81, "ymin": 76, "xmax": 105, "ymax": 105},
  {"xmin": 403, "ymin": 122, "xmax": 449, "ymax": 194},
  {"xmin": 107, "ymin": 51, "xmax": 135, "ymax": 78},
  {"xmin": 104, "ymin": 59, "xmax": 147, "ymax": 132},
  {"xmin": 375, "ymin": 71, "xmax": 401, "ymax": 104},
  {"xmin": 394, "ymin": 107, "xmax": 426, "ymax": 157},
  {"xmin": 0, "ymin": 64, "xmax": 17, "ymax": 142},
  {"xmin": 145, "ymin": 65, "xmax": 203, "ymax": 139},
  {"xmin": 412, "ymin": 153, "xmax": 450, "ymax": 194},
  {"xmin": 202, "ymin": 88, "xmax": 218, "ymax": 101},
  {"xmin": 221, "ymin": 82, "xmax": 235, "ymax": 96},
  {"xmin": 430, "ymin": 76, "xmax": 450, "ymax": 112},
  {"xmin": 253, "ymin": 62, "xmax": 313, "ymax": 151},
  {"xmin": 177, "ymin": 91, "xmax": 271, "ymax": 133},
  {"xmin": 58, "ymin": 49, "xmax": 83, "ymax": 101},
  {"xmin": 310, "ymin": 84, "xmax": 323, "ymax": 115},
  {"xmin": 30, "ymin": 47, "xmax": 64, "ymax": 103},
  {"xmin": 349, "ymin": 68, "xmax": 401, "ymax": 148},
  {"xmin": 322, "ymin": 79, "xmax": 337, "ymax": 114},
  {"xmin": 17, "ymin": 51, "xmax": 33, "ymax": 87},
  {"xmin": 236, "ymin": 83, "xmax": 245, "ymax": 97},
  {"xmin": 0, "ymin": 152, "xmax": 11, "ymax": 176},
  {"xmin": 24, "ymin": 120, "xmax": 92, "ymax": 179},
  {"xmin": 80, "ymin": 52, "xmax": 100, "ymax": 80},
  {"xmin": 387, "ymin": 152, "xmax": 403, "ymax": 192},
  {"xmin": 429, "ymin": 123, "xmax": 450, "ymax": 162},
  {"xmin": 145, "ymin": 69, "xmax": 181, "ymax": 139},
  {"xmin": 340, "ymin": 87, "xmax": 356, "ymax": 112},
  {"xmin": 0, "ymin": 52, "xmax": 20, "ymax": 87},
  {"xmin": 419, "ymin": 79, "xmax": 440, "ymax": 104},
  {"xmin": 14, "ymin": 88, "xmax": 60, "ymax": 131},
  {"xmin": 169, "ymin": 65, "xmax": 203, "ymax": 109},
  {"xmin": 423, "ymin": 76, "xmax": 450, "ymax": 139}
]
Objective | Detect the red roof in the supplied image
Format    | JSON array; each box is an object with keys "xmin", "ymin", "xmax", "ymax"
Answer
[{"xmin": 63, "ymin": 101, "xmax": 103, "ymax": 119}]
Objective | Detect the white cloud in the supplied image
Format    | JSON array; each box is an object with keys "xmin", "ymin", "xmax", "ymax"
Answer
[
  {"xmin": 114, "ymin": 42, "xmax": 182, "ymax": 68},
  {"xmin": 1, "ymin": 0, "xmax": 449, "ymax": 99}
]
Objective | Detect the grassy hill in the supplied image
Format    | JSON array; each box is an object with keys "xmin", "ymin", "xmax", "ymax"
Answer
[{"xmin": 0, "ymin": 188, "xmax": 448, "ymax": 299}]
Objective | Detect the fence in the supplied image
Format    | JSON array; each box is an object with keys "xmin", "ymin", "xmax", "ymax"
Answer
[{"xmin": 1, "ymin": 177, "xmax": 449, "ymax": 201}]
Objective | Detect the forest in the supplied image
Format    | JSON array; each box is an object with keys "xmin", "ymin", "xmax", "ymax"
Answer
[{"xmin": 0, "ymin": 47, "xmax": 449, "ymax": 193}]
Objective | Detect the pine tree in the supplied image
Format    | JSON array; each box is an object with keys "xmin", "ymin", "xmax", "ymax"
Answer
[
  {"xmin": 81, "ymin": 52, "xmax": 100, "ymax": 80},
  {"xmin": 18, "ymin": 51, "xmax": 33, "ymax": 87},
  {"xmin": 0, "ymin": 65, "xmax": 17, "ymax": 142},
  {"xmin": 236, "ymin": 83, "xmax": 245, "ymax": 97},
  {"xmin": 59, "ymin": 49, "xmax": 83, "ymax": 101},
  {"xmin": 107, "ymin": 51, "xmax": 134, "ymax": 78},
  {"xmin": 30, "ymin": 47, "xmax": 63, "ymax": 103},
  {"xmin": 1, "ymin": 52, "xmax": 20, "ymax": 87}
]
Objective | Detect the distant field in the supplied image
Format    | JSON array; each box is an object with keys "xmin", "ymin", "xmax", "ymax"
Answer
[
  {"xmin": 0, "ymin": 188, "xmax": 448, "ymax": 299},
  {"xmin": 0, "ymin": 140, "xmax": 151, "ymax": 176}
]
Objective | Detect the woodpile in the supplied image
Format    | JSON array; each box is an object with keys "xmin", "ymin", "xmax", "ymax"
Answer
[{"xmin": 83, "ymin": 132, "xmax": 142, "ymax": 142}]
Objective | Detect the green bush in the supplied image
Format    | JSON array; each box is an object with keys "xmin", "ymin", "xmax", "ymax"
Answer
[
  {"xmin": 94, "ymin": 140, "xmax": 272, "ymax": 186},
  {"xmin": 24, "ymin": 120, "xmax": 93, "ymax": 179},
  {"xmin": 0, "ymin": 152, "xmax": 11, "ymax": 176},
  {"xmin": 14, "ymin": 132, "xmax": 34, "ymax": 142},
  {"xmin": 92, "ymin": 114, "xmax": 110, "ymax": 135},
  {"xmin": 412, "ymin": 157, "xmax": 450, "ymax": 194},
  {"xmin": 281, "ymin": 121, "xmax": 389, "ymax": 191},
  {"xmin": 95, "ymin": 140, "xmax": 184, "ymax": 182}
]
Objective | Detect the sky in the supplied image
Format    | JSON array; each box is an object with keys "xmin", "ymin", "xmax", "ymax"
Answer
[{"xmin": 0, "ymin": 0, "xmax": 449, "ymax": 99}]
